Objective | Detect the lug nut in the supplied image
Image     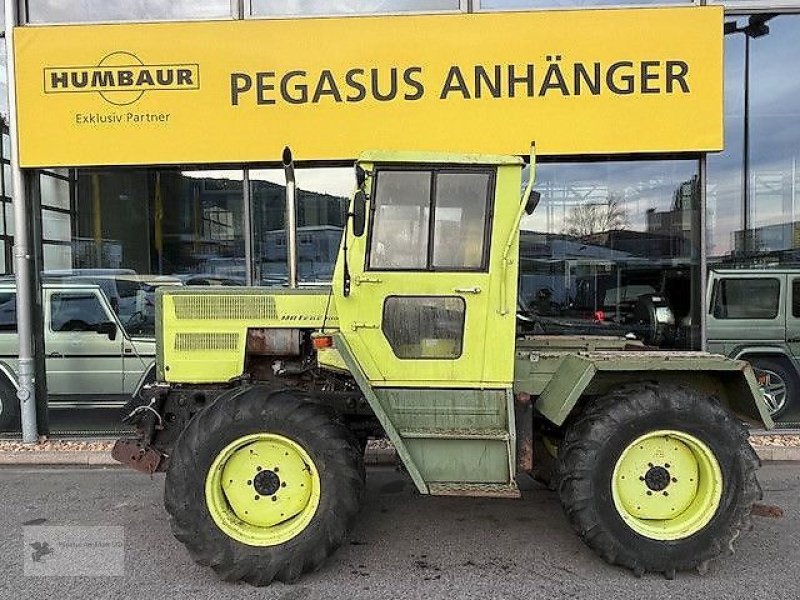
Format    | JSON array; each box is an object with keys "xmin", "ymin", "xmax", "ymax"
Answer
[{"xmin": 271, "ymin": 496, "xmax": 278, "ymax": 502}]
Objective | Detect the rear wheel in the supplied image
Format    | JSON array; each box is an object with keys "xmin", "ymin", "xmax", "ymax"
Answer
[
  {"xmin": 165, "ymin": 386, "xmax": 365, "ymax": 586},
  {"xmin": 558, "ymin": 383, "xmax": 760, "ymax": 577}
]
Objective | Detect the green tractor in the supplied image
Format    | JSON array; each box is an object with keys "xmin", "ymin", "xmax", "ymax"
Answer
[{"xmin": 114, "ymin": 147, "xmax": 771, "ymax": 585}]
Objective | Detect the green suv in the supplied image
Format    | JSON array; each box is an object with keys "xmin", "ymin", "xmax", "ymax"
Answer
[
  {"xmin": 707, "ymin": 268, "xmax": 800, "ymax": 421},
  {"xmin": 0, "ymin": 280, "xmax": 158, "ymax": 432}
]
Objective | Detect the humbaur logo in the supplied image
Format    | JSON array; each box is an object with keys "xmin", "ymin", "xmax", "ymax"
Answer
[{"xmin": 44, "ymin": 51, "xmax": 200, "ymax": 106}]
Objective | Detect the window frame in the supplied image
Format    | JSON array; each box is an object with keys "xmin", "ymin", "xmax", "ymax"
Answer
[
  {"xmin": 48, "ymin": 290, "xmax": 114, "ymax": 333},
  {"xmin": 381, "ymin": 294, "xmax": 467, "ymax": 360},
  {"xmin": 365, "ymin": 164, "xmax": 496, "ymax": 273},
  {"xmin": 711, "ymin": 276, "xmax": 781, "ymax": 320}
]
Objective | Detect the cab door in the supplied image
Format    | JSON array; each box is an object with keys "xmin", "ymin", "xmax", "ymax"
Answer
[{"xmin": 336, "ymin": 163, "xmax": 518, "ymax": 387}]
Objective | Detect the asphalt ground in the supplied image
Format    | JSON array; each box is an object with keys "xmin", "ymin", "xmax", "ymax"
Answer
[{"xmin": 1, "ymin": 463, "xmax": 798, "ymax": 600}]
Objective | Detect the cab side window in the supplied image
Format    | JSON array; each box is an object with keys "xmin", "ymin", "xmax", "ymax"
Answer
[
  {"xmin": 712, "ymin": 278, "xmax": 780, "ymax": 319},
  {"xmin": 0, "ymin": 293, "xmax": 17, "ymax": 332},
  {"xmin": 51, "ymin": 293, "xmax": 110, "ymax": 332},
  {"xmin": 368, "ymin": 168, "xmax": 493, "ymax": 271},
  {"xmin": 792, "ymin": 279, "xmax": 800, "ymax": 318}
]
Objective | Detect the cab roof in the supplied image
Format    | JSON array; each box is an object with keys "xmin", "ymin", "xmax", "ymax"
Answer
[{"xmin": 357, "ymin": 150, "xmax": 524, "ymax": 166}]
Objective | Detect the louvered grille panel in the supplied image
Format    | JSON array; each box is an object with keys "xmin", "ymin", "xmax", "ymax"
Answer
[
  {"xmin": 174, "ymin": 332, "xmax": 239, "ymax": 352},
  {"xmin": 172, "ymin": 295, "xmax": 277, "ymax": 320}
]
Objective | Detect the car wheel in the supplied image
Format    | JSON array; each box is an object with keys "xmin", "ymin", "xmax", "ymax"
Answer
[{"xmin": 749, "ymin": 357, "xmax": 798, "ymax": 420}]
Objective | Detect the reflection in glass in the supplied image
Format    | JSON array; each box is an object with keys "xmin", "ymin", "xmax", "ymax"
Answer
[
  {"xmin": 249, "ymin": 168, "xmax": 350, "ymax": 285},
  {"xmin": 27, "ymin": 0, "xmax": 231, "ymax": 23},
  {"xmin": 709, "ymin": 15, "xmax": 800, "ymax": 265},
  {"xmin": 250, "ymin": 0, "xmax": 460, "ymax": 17},
  {"xmin": 519, "ymin": 159, "xmax": 700, "ymax": 348},
  {"xmin": 479, "ymin": 0, "xmax": 689, "ymax": 9}
]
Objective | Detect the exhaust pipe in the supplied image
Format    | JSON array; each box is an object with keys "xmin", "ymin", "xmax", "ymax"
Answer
[{"xmin": 282, "ymin": 146, "xmax": 298, "ymax": 289}]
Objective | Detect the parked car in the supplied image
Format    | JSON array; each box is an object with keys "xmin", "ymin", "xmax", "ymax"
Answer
[
  {"xmin": 706, "ymin": 269, "xmax": 800, "ymax": 421},
  {"xmin": 0, "ymin": 281, "xmax": 157, "ymax": 432}
]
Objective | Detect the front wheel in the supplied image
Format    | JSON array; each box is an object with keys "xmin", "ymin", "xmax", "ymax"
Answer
[
  {"xmin": 164, "ymin": 386, "xmax": 365, "ymax": 586},
  {"xmin": 558, "ymin": 383, "xmax": 760, "ymax": 577}
]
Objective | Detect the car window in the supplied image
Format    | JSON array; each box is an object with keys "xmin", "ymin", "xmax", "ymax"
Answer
[
  {"xmin": 712, "ymin": 278, "xmax": 780, "ymax": 320},
  {"xmin": 793, "ymin": 279, "xmax": 800, "ymax": 318},
  {"xmin": 50, "ymin": 292, "xmax": 111, "ymax": 332},
  {"xmin": 0, "ymin": 293, "xmax": 16, "ymax": 332}
]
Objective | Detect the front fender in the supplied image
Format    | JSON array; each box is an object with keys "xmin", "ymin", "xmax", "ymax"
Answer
[{"xmin": 534, "ymin": 352, "xmax": 773, "ymax": 429}]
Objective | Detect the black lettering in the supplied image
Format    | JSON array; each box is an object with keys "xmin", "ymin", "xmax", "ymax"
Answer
[
  {"xmin": 70, "ymin": 72, "xmax": 88, "ymax": 89},
  {"xmin": 256, "ymin": 71, "xmax": 276, "ymax": 105},
  {"xmin": 345, "ymin": 69, "xmax": 367, "ymax": 102},
  {"xmin": 91, "ymin": 70, "xmax": 115, "ymax": 87},
  {"xmin": 666, "ymin": 60, "xmax": 689, "ymax": 93},
  {"xmin": 371, "ymin": 68, "xmax": 398, "ymax": 102},
  {"xmin": 539, "ymin": 60, "xmax": 569, "ymax": 97},
  {"xmin": 117, "ymin": 70, "xmax": 134, "ymax": 86},
  {"xmin": 403, "ymin": 67, "xmax": 424, "ymax": 101},
  {"xmin": 574, "ymin": 62, "xmax": 600, "ymax": 96},
  {"xmin": 176, "ymin": 69, "xmax": 194, "ymax": 86},
  {"xmin": 606, "ymin": 61, "xmax": 634, "ymax": 95},
  {"xmin": 50, "ymin": 72, "xmax": 69, "ymax": 89},
  {"xmin": 156, "ymin": 69, "xmax": 174, "ymax": 86},
  {"xmin": 640, "ymin": 60, "xmax": 660, "ymax": 94},
  {"xmin": 508, "ymin": 64, "xmax": 534, "ymax": 98},
  {"xmin": 312, "ymin": 70, "xmax": 342, "ymax": 103},
  {"xmin": 281, "ymin": 70, "xmax": 308, "ymax": 104},
  {"xmin": 440, "ymin": 66, "xmax": 470, "ymax": 99},
  {"xmin": 230, "ymin": 73, "xmax": 252, "ymax": 105},
  {"xmin": 475, "ymin": 65, "xmax": 501, "ymax": 99},
  {"xmin": 136, "ymin": 70, "xmax": 155, "ymax": 87}
]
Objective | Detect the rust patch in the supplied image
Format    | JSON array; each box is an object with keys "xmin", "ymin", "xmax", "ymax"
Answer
[
  {"xmin": 515, "ymin": 392, "xmax": 533, "ymax": 474},
  {"xmin": 111, "ymin": 438, "xmax": 165, "ymax": 474}
]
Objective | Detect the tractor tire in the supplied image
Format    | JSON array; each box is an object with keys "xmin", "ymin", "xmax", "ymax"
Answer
[
  {"xmin": 0, "ymin": 377, "xmax": 20, "ymax": 433},
  {"xmin": 557, "ymin": 383, "xmax": 761, "ymax": 578},
  {"xmin": 164, "ymin": 386, "xmax": 365, "ymax": 586}
]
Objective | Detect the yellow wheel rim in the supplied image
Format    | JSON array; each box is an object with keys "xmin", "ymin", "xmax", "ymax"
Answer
[
  {"xmin": 204, "ymin": 433, "xmax": 321, "ymax": 546},
  {"xmin": 611, "ymin": 430, "xmax": 723, "ymax": 541}
]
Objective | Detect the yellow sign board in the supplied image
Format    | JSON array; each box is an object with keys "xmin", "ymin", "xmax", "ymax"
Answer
[{"xmin": 14, "ymin": 7, "xmax": 723, "ymax": 168}]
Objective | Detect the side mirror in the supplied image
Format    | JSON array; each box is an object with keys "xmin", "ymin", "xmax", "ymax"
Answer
[
  {"xmin": 96, "ymin": 321, "xmax": 118, "ymax": 341},
  {"xmin": 352, "ymin": 190, "xmax": 367, "ymax": 237},
  {"xmin": 525, "ymin": 190, "xmax": 541, "ymax": 215}
]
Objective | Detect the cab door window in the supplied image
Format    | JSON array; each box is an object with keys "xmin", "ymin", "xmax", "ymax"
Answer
[
  {"xmin": 368, "ymin": 168, "xmax": 493, "ymax": 271},
  {"xmin": 50, "ymin": 292, "xmax": 112, "ymax": 332}
]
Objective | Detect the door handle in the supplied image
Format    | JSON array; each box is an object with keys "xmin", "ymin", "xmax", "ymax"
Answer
[
  {"xmin": 47, "ymin": 352, "xmax": 63, "ymax": 358},
  {"xmin": 354, "ymin": 275, "xmax": 383, "ymax": 285},
  {"xmin": 788, "ymin": 337, "xmax": 800, "ymax": 343},
  {"xmin": 454, "ymin": 287, "xmax": 482, "ymax": 294}
]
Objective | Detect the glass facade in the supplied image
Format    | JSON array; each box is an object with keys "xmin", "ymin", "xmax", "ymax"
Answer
[
  {"xmin": 708, "ymin": 14, "xmax": 800, "ymax": 267},
  {"xmin": 520, "ymin": 159, "xmax": 700, "ymax": 347},
  {"xmin": 2, "ymin": 3, "xmax": 800, "ymax": 433},
  {"xmin": 249, "ymin": 0, "xmax": 462, "ymax": 17},
  {"xmin": 25, "ymin": 1, "xmax": 232, "ymax": 23}
]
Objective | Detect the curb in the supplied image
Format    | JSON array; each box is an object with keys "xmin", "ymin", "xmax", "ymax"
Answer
[
  {"xmin": 0, "ymin": 447, "xmax": 401, "ymax": 467},
  {"xmin": 751, "ymin": 445, "xmax": 800, "ymax": 462},
  {"xmin": 0, "ymin": 445, "xmax": 796, "ymax": 466}
]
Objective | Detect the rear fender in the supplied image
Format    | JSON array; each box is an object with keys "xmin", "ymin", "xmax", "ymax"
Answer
[{"xmin": 534, "ymin": 353, "xmax": 773, "ymax": 429}]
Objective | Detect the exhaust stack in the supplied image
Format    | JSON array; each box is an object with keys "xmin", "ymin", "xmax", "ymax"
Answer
[{"xmin": 282, "ymin": 146, "xmax": 298, "ymax": 289}]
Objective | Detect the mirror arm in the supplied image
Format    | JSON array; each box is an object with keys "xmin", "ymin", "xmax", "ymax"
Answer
[{"xmin": 499, "ymin": 141, "xmax": 536, "ymax": 315}]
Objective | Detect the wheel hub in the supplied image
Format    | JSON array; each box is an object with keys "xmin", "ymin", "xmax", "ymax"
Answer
[
  {"xmin": 204, "ymin": 433, "xmax": 321, "ymax": 546},
  {"xmin": 611, "ymin": 430, "xmax": 723, "ymax": 541},
  {"xmin": 253, "ymin": 469, "xmax": 281, "ymax": 496},
  {"xmin": 644, "ymin": 465, "xmax": 671, "ymax": 492}
]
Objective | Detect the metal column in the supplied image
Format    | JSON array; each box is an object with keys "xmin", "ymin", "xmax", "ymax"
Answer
[{"xmin": 4, "ymin": 0, "xmax": 38, "ymax": 442}]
